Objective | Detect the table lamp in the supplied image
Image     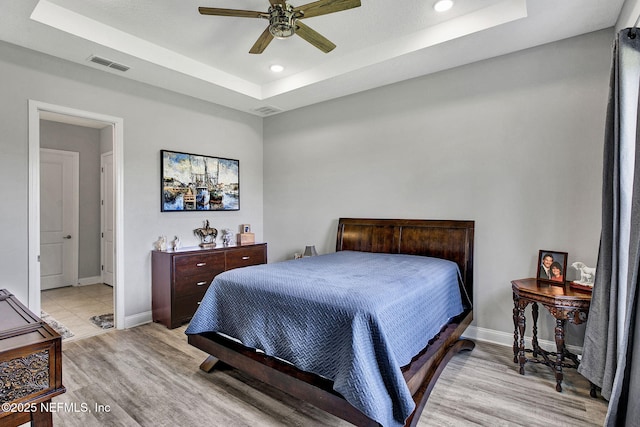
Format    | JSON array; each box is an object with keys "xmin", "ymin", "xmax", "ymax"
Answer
[{"xmin": 303, "ymin": 245, "xmax": 318, "ymax": 257}]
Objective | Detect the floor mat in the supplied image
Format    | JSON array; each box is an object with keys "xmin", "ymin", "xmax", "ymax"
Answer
[
  {"xmin": 90, "ymin": 313, "xmax": 114, "ymax": 329},
  {"xmin": 41, "ymin": 310, "xmax": 74, "ymax": 339}
]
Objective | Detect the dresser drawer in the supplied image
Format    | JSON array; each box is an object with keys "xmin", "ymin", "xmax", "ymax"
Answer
[
  {"xmin": 173, "ymin": 272, "xmax": 215, "ymax": 296},
  {"xmin": 173, "ymin": 253, "xmax": 225, "ymax": 296},
  {"xmin": 226, "ymin": 246, "xmax": 266, "ymax": 270},
  {"xmin": 174, "ymin": 252, "xmax": 225, "ymax": 276},
  {"xmin": 173, "ymin": 292, "xmax": 206, "ymax": 326}
]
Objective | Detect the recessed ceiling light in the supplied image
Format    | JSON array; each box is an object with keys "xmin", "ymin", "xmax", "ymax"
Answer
[
  {"xmin": 434, "ymin": 0, "xmax": 454, "ymax": 12},
  {"xmin": 270, "ymin": 64, "xmax": 284, "ymax": 73}
]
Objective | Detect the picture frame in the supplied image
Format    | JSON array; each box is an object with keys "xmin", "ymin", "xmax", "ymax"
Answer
[
  {"xmin": 161, "ymin": 150, "xmax": 239, "ymax": 212},
  {"xmin": 241, "ymin": 224, "xmax": 251, "ymax": 233},
  {"xmin": 536, "ymin": 250, "xmax": 568, "ymax": 284}
]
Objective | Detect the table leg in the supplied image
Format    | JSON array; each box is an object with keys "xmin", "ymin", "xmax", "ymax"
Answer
[
  {"xmin": 30, "ymin": 400, "xmax": 53, "ymax": 427},
  {"xmin": 554, "ymin": 318, "xmax": 565, "ymax": 392},
  {"xmin": 513, "ymin": 293, "xmax": 519, "ymax": 363},
  {"xmin": 517, "ymin": 300, "xmax": 527, "ymax": 375},
  {"xmin": 532, "ymin": 302, "xmax": 539, "ymax": 357}
]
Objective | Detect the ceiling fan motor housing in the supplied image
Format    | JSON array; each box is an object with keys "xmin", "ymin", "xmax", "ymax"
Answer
[{"xmin": 269, "ymin": 4, "xmax": 296, "ymax": 38}]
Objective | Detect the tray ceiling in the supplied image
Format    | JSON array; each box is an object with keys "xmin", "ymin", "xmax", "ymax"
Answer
[{"xmin": 0, "ymin": 0, "xmax": 626, "ymax": 116}]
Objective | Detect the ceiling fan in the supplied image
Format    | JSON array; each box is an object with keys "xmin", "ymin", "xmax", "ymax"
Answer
[{"xmin": 198, "ymin": 0, "xmax": 361, "ymax": 54}]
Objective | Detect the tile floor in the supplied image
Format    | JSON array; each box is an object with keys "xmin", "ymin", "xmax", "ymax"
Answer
[{"xmin": 41, "ymin": 283, "xmax": 114, "ymax": 342}]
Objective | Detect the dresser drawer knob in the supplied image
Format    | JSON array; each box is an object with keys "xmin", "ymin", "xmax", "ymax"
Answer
[
  {"xmin": 242, "ymin": 256, "xmax": 250, "ymax": 260},
  {"xmin": 197, "ymin": 281, "xmax": 207, "ymax": 286},
  {"xmin": 196, "ymin": 262, "xmax": 207, "ymax": 267}
]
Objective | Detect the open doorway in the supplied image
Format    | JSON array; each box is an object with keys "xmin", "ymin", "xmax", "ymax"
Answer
[
  {"xmin": 28, "ymin": 100, "xmax": 124, "ymax": 333},
  {"xmin": 39, "ymin": 123, "xmax": 111, "ymax": 340}
]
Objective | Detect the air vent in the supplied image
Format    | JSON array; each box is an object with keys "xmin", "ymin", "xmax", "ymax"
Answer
[
  {"xmin": 253, "ymin": 105, "xmax": 282, "ymax": 116},
  {"xmin": 88, "ymin": 55, "xmax": 130, "ymax": 72},
  {"xmin": 107, "ymin": 62, "xmax": 130, "ymax": 72}
]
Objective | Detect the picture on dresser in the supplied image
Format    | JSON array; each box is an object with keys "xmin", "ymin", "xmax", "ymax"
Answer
[
  {"xmin": 536, "ymin": 250, "xmax": 568, "ymax": 284},
  {"xmin": 161, "ymin": 150, "xmax": 239, "ymax": 211}
]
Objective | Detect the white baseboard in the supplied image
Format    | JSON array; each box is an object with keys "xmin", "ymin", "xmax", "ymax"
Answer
[
  {"xmin": 463, "ymin": 325, "xmax": 583, "ymax": 355},
  {"xmin": 123, "ymin": 311, "xmax": 152, "ymax": 329},
  {"xmin": 76, "ymin": 276, "xmax": 103, "ymax": 286}
]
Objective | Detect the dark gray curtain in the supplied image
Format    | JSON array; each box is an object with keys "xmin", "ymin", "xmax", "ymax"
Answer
[{"xmin": 578, "ymin": 29, "xmax": 640, "ymax": 426}]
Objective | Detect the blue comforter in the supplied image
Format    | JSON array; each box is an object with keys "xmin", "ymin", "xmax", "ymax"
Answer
[{"xmin": 185, "ymin": 251, "xmax": 464, "ymax": 426}]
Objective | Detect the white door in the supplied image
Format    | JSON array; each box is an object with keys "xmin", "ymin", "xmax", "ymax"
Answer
[
  {"xmin": 40, "ymin": 149, "xmax": 79, "ymax": 290},
  {"xmin": 101, "ymin": 152, "xmax": 114, "ymax": 286}
]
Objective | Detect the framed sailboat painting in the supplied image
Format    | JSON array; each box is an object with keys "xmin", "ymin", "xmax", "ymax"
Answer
[{"xmin": 161, "ymin": 150, "xmax": 239, "ymax": 212}]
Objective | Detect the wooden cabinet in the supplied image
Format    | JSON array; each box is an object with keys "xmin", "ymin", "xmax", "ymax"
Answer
[
  {"xmin": 0, "ymin": 289, "xmax": 65, "ymax": 427},
  {"xmin": 152, "ymin": 243, "xmax": 267, "ymax": 328}
]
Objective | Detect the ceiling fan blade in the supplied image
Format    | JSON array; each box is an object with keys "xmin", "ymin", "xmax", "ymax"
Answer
[
  {"xmin": 295, "ymin": 21, "xmax": 336, "ymax": 53},
  {"xmin": 198, "ymin": 7, "xmax": 266, "ymax": 19},
  {"xmin": 294, "ymin": 0, "xmax": 361, "ymax": 19},
  {"xmin": 249, "ymin": 26, "xmax": 275, "ymax": 54}
]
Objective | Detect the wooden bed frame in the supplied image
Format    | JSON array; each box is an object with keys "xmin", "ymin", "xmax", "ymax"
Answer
[{"xmin": 188, "ymin": 218, "xmax": 475, "ymax": 426}]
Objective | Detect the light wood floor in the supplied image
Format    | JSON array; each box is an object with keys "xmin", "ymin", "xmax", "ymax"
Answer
[{"xmin": 50, "ymin": 323, "xmax": 608, "ymax": 426}]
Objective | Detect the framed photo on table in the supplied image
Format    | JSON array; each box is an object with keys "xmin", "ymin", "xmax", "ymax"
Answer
[{"xmin": 536, "ymin": 250, "xmax": 568, "ymax": 284}]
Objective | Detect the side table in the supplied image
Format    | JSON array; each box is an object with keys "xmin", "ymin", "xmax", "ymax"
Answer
[
  {"xmin": 0, "ymin": 289, "xmax": 65, "ymax": 426},
  {"xmin": 511, "ymin": 278, "xmax": 592, "ymax": 393}
]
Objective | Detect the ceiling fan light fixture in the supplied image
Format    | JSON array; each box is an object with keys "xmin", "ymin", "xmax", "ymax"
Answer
[
  {"xmin": 269, "ymin": 4, "xmax": 296, "ymax": 39},
  {"xmin": 270, "ymin": 23, "xmax": 295, "ymax": 38},
  {"xmin": 434, "ymin": 0, "xmax": 454, "ymax": 12}
]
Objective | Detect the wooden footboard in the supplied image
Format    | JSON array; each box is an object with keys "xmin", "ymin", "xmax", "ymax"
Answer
[
  {"xmin": 188, "ymin": 309, "xmax": 473, "ymax": 426},
  {"xmin": 402, "ymin": 310, "xmax": 474, "ymax": 426},
  {"xmin": 188, "ymin": 333, "xmax": 377, "ymax": 426}
]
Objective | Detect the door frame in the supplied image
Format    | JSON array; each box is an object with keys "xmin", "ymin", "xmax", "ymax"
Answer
[{"xmin": 28, "ymin": 100, "xmax": 125, "ymax": 329}]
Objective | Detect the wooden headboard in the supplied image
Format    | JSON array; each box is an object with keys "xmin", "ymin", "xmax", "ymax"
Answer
[{"xmin": 336, "ymin": 218, "xmax": 475, "ymax": 305}]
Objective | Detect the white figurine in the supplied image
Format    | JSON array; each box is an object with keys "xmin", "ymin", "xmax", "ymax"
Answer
[
  {"xmin": 154, "ymin": 235, "xmax": 167, "ymax": 251},
  {"xmin": 171, "ymin": 235, "xmax": 181, "ymax": 250},
  {"xmin": 571, "ymin": 262, "xmax": 596, "ymax": 285},
  {"xmin": 221, "ymin": 228, "xmax": 233, "ymax": 246}
]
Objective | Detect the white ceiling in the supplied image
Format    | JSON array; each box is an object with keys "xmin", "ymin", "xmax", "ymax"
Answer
[{"xmin": 0, "ymin": 0, "xmax": 626, "ymax": 116}]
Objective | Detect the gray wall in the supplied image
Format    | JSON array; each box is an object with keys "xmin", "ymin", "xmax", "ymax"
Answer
[
  {"xmin": 40, "ymin": 120, "xmax": 101, "ymax": 280},
  {"xmin": 263, "ymin": 29, "xmax": 613, "ymax": 345},
  {"xmin": 0, "ymin": 41, "xmax": 263, "ymax": 321}
]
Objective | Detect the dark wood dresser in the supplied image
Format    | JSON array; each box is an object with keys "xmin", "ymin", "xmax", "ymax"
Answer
[
  {"xmin": 0, "ymin": 289, "xmax": 65, "ymax": 427},
  {"xmin": 152, "ymin": 243, "xmax": 267, "ymax": 328}
]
